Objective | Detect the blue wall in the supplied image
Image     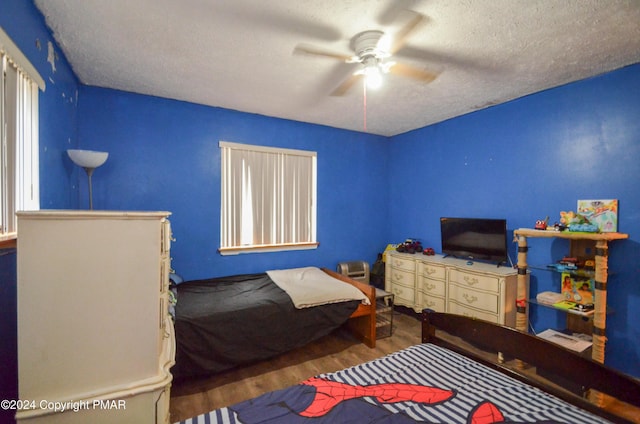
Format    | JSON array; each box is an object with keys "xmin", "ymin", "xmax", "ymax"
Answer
[
  {"xmin": 1, "ymin": 0, "xmax": 79, "ymax": 411},
  {"xmin": 2, "ymin": 0, "xmax": 81, "ymax": 209},
  {"xmin": 76, "ymin": 87, "xmax": 390, "ymax": 278},
  {"xmin": 389, "ymin": 64, "xmax": 640, "ymax": 376}
]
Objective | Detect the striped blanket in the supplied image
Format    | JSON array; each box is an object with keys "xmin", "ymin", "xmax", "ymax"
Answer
[{"xmin": 175, "ymin": 343, "xmax": 611, "ymax": 423}]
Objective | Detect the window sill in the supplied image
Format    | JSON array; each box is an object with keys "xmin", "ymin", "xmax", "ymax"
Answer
[
  {"xmin": 219, "ymin": 242, "xmax": 319, "ymax": 256},
  {"xmin": 0, "ymin": 234, "xmax": 17, "ymax": 249}
]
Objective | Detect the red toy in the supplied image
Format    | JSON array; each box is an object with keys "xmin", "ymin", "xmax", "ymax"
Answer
[
  {"xmin": 534, "ymin": 216, "xmax": 549, "ymax": 230},
  {"xmin": 423, "ymin": 247, "xmax": 435, "ymax": 256}
]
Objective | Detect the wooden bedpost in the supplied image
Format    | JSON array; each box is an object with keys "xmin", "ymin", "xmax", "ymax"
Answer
[
  {"xmin": 421, "ymin": 309, "xmax": 436, "ymax": 344},
  {"xmin": 321, "ymin": 268, "xmax": 377, "ymax": 348}
]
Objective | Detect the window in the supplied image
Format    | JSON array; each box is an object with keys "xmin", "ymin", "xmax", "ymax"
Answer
[
  {"xmin": 219, "ymin": 141, "xmax": 317, "ymax": 255},
  {"xmin": 0, "ymin": 27, "xmax": 44, "ymax": 242}
]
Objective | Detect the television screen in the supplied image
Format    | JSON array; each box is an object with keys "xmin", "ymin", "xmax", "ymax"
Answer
[{"xmin": 440, "ymin": 217, "xmax": 508, "ymax": 264}]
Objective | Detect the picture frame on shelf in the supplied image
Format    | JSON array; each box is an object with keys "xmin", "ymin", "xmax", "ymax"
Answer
[{"xmin": 577, "ymin": 199, "xmax": 618, "ymax": 232}]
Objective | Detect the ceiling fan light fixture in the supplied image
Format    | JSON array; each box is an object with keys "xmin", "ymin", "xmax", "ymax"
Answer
[
  {"xmin": 357, "ymin": 56, "xmax": 384, "ymax": 90},
  {"xmin": 364, "ymin": 64, "xmax": 383, "ymax": 89},
  {"xmin": 296, "ymin": 18, "xmax": 437, "ymax": 97}
]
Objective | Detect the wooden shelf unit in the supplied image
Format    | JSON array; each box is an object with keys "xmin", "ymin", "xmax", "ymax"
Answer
[{"xmin": 513, "ymin": 228, "xmax": 628, "ymax": 365}]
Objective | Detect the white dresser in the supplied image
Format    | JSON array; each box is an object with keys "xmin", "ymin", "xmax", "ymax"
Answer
[
  {"xmin": 16, "ymin": 211, "xmax": 174, "ymax": 424},
  {"xmin": 386, "ymin": 251, "xmax": 525, "ymax": 327}
]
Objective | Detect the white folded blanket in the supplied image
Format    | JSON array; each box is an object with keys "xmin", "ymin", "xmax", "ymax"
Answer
[{"xmin": 267, "ymin": 266, "xmax": 370, "ymax": 309}]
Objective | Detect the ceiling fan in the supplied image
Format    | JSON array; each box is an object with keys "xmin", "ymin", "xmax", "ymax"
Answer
[{"xmin": 294, "ymin": 11, "xmax": 439, "ymax": 96}]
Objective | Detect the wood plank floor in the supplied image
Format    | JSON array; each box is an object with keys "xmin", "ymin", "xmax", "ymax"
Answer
[{"xmin": 170, "ymin": 310, "xmax": 422, "ymax": 422}]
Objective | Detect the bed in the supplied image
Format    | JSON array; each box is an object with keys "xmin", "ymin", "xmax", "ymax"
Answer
[
  {"xmin": 174, "ymin": 311, "xmax": 640, "ymax": 423},
  {"xmin": 172, "ymin": 267, "xmax": 377, "ymax": 379}
]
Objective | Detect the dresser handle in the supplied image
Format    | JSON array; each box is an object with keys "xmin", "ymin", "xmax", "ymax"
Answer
[
  {"xmin": 163, "ymin": 325, "xmax": 171, "ymax": 339},
  {"xmin": 394, "ymin": 273, "xmax": 404, "ymax": 281},
  {"xmin": 463, "ymin": 293, "xmax": 478, "ymax": 304},
  {"xmin": 424, "ymin": 283, "xmax": 436, "ymax": 291},
  {"xmin": 463, "ymin": 276, "xmax": 479, "ymax": 285},
  {"xmin": 425, "ymin": 268, "xmax": 436, "ymax": 275}
]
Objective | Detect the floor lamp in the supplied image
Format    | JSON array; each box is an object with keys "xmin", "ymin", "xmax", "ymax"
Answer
[{"xmin": 67, "ymin": 149, "xmax": 109, "ymax": 210}]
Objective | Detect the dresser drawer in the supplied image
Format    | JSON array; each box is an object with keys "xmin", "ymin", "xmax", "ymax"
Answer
[
  {"xmin": 389, "ymin": 284, "xmax": 415, "ymax": 305},
  {"xmin": 448, "ymin": 269, "xmax": 501, "ymax": 293},
  {"xmin": 418, "ymin": 261, "xmax": 446, "ymax": 280},
  {"xmin": 388, "ymin": 255, "xmax": 415, "ymax": 273},
  {"xmin": 417, "ymin": 275, "xmax": 446, "ymax": 297},
  {"xmin": 418, "ymin": 292, "xmax": 446, "ymax": 312},
  {"xmin": 448, "ymin": 283, "xmax": 499, "ymax": 313},
  {"xmin": 447, "ymin": 301, "xmax": 499, "ymax": 324},
  {"xmin": 389, "ymin": 267, "xmax": 414, "ymax": 287}
]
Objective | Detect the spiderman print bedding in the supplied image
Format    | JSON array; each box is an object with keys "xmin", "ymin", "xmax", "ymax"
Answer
[{"xmin": 175, "ymin": 343, "xmax": 611, "ymax": 423}]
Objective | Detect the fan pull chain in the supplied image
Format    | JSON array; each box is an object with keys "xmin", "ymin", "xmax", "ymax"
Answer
[{"xmin": 363, "ymin": 79, "xmax": 367, "ymax": 132}]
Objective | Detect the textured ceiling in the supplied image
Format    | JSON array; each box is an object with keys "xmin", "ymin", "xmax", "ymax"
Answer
[{"xmin": 34, "ymin": 0, "xmax": 640, "ymax": 136}]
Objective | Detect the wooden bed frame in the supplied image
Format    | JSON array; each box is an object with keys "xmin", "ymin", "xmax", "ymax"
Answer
[
  {"xmin": 422, "ymin": 311, "xmax": 640, "ymax": 423},
  {"xmin": 322, "ymin": 268, "xmax": 377, "ymax": 348}
]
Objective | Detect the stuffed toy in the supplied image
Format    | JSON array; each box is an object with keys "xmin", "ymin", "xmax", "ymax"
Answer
[{"xmin": 560, "ymin": 211, "xmax": 598, "ymax": 232}]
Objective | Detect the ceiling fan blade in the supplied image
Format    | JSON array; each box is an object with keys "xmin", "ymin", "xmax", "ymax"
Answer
[
  {"xmin": 377, "ymin": 0, "xmax": 423, "ymax": 25},
  {"xmin": 390, "ymin": 62, "xmax": 439, "ymax": 83},
  {"xmin": 215, "ymin": 4, "xmax": 342, "ymax": 42},
  {"xmin": 397, "ymin": 45, "xmax": 499, "ymax": 72},
  {"xmin": 293, "ymin": 44, "xmax": 353, "ymax": 62},
  {"xmin": 330, "ymin": 73, "xmax": 362, "ymax": 96},
  {"xmin": 390, "ymin": 12, "xmax": 426, "ymax": 54}
]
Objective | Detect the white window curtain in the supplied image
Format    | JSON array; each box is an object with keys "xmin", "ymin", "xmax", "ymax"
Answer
[
  {"xmin": 1, "ymin": 27, "xmax": 43, "ymax": 239},
  {"xmin": 220, "ymin": 141, "xmax": 317, "ymax": 254}
]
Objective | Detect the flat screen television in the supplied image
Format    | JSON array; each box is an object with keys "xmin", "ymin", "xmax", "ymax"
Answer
[{"xmin": 440, "ymin": 217, "xmax": 508, "ymax": 265}]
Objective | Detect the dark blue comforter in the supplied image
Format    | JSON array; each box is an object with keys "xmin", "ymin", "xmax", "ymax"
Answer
[{"xmin": 172, "ymin": 273, "xmax": 359, "ymax": 379}]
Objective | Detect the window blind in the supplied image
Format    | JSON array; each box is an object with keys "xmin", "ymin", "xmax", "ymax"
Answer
[{"xmin": 220, "ymin": 141, "xmax": 317, "ymax": 254}]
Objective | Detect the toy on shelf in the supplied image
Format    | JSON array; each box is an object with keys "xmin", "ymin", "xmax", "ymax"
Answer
[
  {"xmin": 423, "ymin": 247, "xmax": 435, "ymax": 256},
  {"xmin": 547, "ymin": 256, "xmax": 596, "ymax": 275},
  {"xmin": 533, "ymin": 216, "xmax": 566, "ymax": 232},
  {"xmin": 396, "ymin": 238, "xmax": 422, "ymax": 254},
  {"xmin": 534, "ymin": 216, "xmax": 549, "ymax": 230},
  {"xmin": 560, "ymin": 211, "xmax": 599, "ymax": 233}
]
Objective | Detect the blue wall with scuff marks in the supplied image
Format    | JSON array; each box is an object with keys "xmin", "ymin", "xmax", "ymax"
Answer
[
  {"xmin": 2, "ymin": 1, "xmax": 81, "ymax": 208},
  {"xmin": 388, "ymin": 65, "xmax": 640, "ymax": 376},
  {"xmin": 1, "ymin": 1, "xmax": 80, "ymax": 420}
]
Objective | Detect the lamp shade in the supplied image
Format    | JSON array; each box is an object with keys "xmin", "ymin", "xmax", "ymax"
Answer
[{"xmin": 67, "ymin": 149, "xmax": 108, "ymax": 169}]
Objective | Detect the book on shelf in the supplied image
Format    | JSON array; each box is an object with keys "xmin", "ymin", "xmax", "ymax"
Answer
[
  {"xmin": 536, "ymin": 291, "xmax": 564, "ymax": 305},
  {"xmin": 552, "ymin": 300, "xmax": 595, "ymax": 316},
  {"xmin": 538, "ymin": 329, "xmax": 592, "ymax": 353},
  {"xmin": 560, "ymin": 272, "xmax": 594, "ymax": 305}
]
